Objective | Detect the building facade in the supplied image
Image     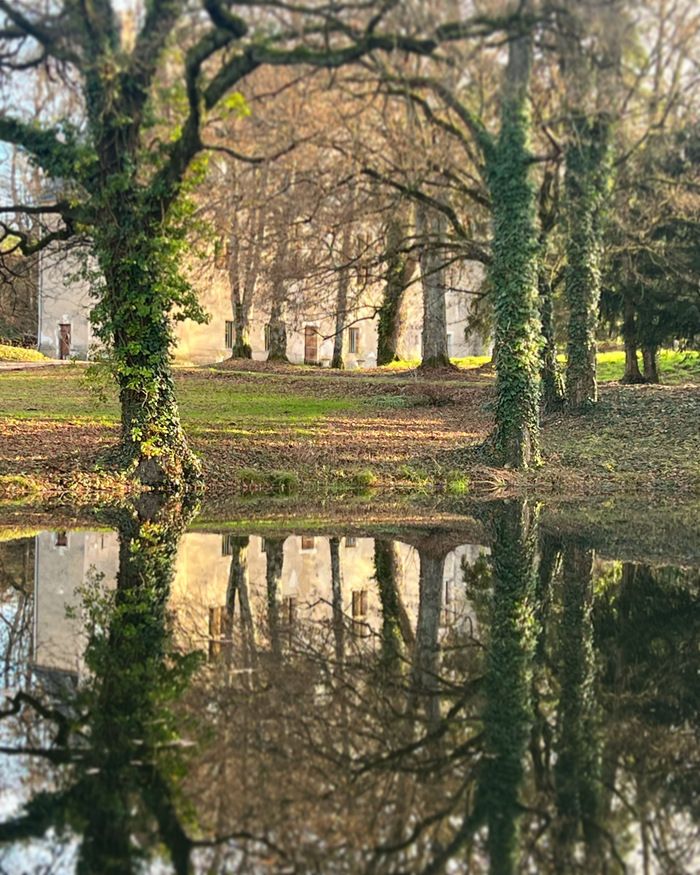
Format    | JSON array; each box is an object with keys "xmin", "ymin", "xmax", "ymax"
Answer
[{"xmin": 36, "ymin": 247, "xmax": 488, "ymax": 365}]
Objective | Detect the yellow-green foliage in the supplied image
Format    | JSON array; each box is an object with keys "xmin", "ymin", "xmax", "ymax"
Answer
[{"xmin": 0, "ymin": 344, "xmax": 47, "ymax": 362}]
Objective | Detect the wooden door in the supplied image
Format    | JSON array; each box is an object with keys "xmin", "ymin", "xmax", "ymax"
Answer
[
  {"xmin": 304, "ymin": 326, "xmax": 318, "ymax": 364},
  {"xmin": 58, "ymin": 323, "xmax": 71, "ymax": 360}
]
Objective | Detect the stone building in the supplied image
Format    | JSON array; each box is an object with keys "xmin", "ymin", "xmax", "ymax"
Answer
[{"xmin": 35, "ymin": 243, "xmax": 488, "ymax": 365}]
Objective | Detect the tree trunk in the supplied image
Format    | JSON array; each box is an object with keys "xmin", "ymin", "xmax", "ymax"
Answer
[
  {"xmin": 377, "ymin": 215, "xmax": 415, "ymax": 366},
  {"xmin": 564, "ymin": 113, "xmax": 612, "ymax": 410},
  {"xmin": 642, "ymin": 344, "xmax": 659, "ymax": 383},
  {"xmin": 266, "ymin": 221, "xmax": 290, "ymax": 362},
  {"xmin": 416, "ymin": 203, "xmax": 450, "ymax": 369},
  {"xmin": 331, "ymin": 216, "xmax": 354, "ymax": 370},
  {"xmin": 331, "ymin": 266, "xmax": 350, "ymax": 369},
  {"xmin": 486, "ymin": 14, "xmax": 542, "ymax": 468},
  {"xmin": 230, "ymin": 294, "xmax": 252, "ymax": 359},
  {"xmin": 539, "ymin": 267, "xmax": 565, "ymax": 412},
  {"xmin": 621, "ymin": 299, "xmax": 644, "ymax": 383},
  {"xmin": 267, "ymin": 291, "xmax": 288, "ymax": 363}
]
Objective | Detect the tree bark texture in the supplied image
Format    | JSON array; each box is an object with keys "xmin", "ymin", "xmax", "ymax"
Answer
[
  {"xmin": 416, "ymin": 203, "xmax": 450, "ymax": 369},
  {"xmin": 564, "ymin": 113, "xmax": 612, "ymax": 410}
]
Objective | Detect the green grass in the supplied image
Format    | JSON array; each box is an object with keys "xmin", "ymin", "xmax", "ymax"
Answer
[
  {"xmin": 0, "ymin": 367, "xmax": 362, "ymax": 427},
  {"xmin": 594, "ymin": 349, "xmax": 700, "ymax": 383},
  {"xmin": 0, "ymin": 344, "xmax": 47, "ymax": 362},
  {"xmin": 382, "ymin": 355, "xmax": 491, "ymax": 370}
]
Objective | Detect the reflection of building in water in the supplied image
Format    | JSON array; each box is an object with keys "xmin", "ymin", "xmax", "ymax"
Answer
[
  {"xmin": 33, "ymin": 531, "xmax": 119, "ymax": 681},
  {"xmin": 32, "ymin": 531, "xmax": 488, "ymax": 671}
]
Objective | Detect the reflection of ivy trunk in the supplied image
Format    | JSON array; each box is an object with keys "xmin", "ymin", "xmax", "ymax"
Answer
[
  {"xmin": 621, "ymin": 296, "xmax": 644, "ymax": 383},
  {"xmin": 81, "ymin": 498, "xmax": 198, "ymax": 874},
  {"xmin": 486, "ymin": 17, "xmax": 541, "ymax": 467},
  {"xmin": 97, "ymin": 218, "xmax": 201, "ymax": 491},
  {"xmin": 413, "ymin": 546, "xmax": 446, "ymax": 730},
  {"xmin": 416, "ymin": 204, "xmax": 450, "ymax": 369},
  {"xmin": 374, "ymin": 539, "xmax": 404, "ymax": 670},
  {"xmin": 564, "ymin": 113, "xmax": 612, "ymax": 409},
  {"xmin": 330, "ymin": 537, "xmax": 345, "ymax": 665},
  {"xmin": 530, "ymin": 533, "xmax": 561, "ymax": 792},
  {"xmin": 554, "ymin": 544, "xmax": 602, "ymax": 870},
  {"xmin": 225, "ymin": 536, "xmax": 256, "ymax": 668},
  {"xmin": 479, "ymin": 499, "xmax": 538, "ymax": 875},
  {"xmin": 264, "ymin": 537, "xmax": 285, "ymax": 662},
  {"xmin": 377, "ymin": 215, "xmax": 414, "ymax": 365}
]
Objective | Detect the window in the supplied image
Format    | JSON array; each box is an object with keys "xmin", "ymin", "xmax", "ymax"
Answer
[
  {"xmin": 55, "ymin": 531, "xmax": 68, "ymax": 548},
  {"xmin": 264, "ymin": 323, "xmax": 271, "ymax": 351},
  {"xmin": 260, "ymin": 538, "xmax": 267, "ymax": 554},
  {"xmin": 446, "ymin": 333, "xmax": 453, "ymax": 356},
  {"xmin": 300, "ymin": 536, "xmax": 315, "ymax": 551},
  {"xmin": 352, "ymin": 590, "xmax": 368, "ymax": 618},
  {"xmin": 225, "ymin": 320, "xmax": 234, "ymax": 349},
  {"xmin": 348, "ymin": 326, "xmax": 360, "ymax": 354},
  {"xmin": 345, "ymin": 537, "xmax": 357, "ymax": 548}
]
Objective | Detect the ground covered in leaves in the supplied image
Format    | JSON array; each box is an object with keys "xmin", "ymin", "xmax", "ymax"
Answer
[{"xmin": 0, "ymin": 362, "xmax": 698, "ymax": 507}]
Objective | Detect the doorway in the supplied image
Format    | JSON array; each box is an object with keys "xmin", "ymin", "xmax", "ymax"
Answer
[
  {"xmin": 304, "ymin": 326, "xmax": 318, "ymax": 365},
  {"xmin": 58, "ymin": 323, "xmax": 71, "ymax": 360}
]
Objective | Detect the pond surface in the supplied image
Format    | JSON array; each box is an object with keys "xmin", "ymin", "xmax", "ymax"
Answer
[{"xmin": 0, "ymin": 503, "xmax": 698, "ymax": 874}]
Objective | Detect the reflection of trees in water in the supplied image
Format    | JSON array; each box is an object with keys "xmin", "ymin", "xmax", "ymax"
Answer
[
  {"xmin": 0, "ymin": 500, "xmax": 201, "ymax": 875},
  {"xmin": 0, "ymin": 515, "xmax": 699, "ymax": 874}
]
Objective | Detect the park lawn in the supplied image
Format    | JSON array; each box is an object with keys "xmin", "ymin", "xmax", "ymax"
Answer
[
  {"xmin": 0, "ymin": 365, "xmax": 363, "ymax": 427},
  {"xmin": 0, "ymin": 344, "xmax": 47, "ymax": 362},
  {"xmin": 1, "ymin": 359, "xmax": 699, "ymax": 506},
  {"xmin": 383, "ymin": 348, "xmax": 700, "ymax": 384}
]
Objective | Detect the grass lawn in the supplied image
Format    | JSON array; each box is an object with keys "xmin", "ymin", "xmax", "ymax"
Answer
[
  {"xmin": 1, "ymin": 353, "xmax": 699, "ymax": 506},
  {"xmin": 0, "ymin": 365, "xmax": 363, "ymax": 427},
  {"xmin": 0, "ymin": 344, "xmax": 47, "ymax": 362}
]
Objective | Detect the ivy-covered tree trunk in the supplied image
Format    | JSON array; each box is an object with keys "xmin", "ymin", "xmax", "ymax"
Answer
[
  {"xmin": 486, "ymin": 20, "xmax": 542, "ymax": 467},
  {"xmin": 95, "ymin": 211, "xmax": 202, "ymax": 491},
  {"xmin": 621, "ymin": 298, "xmax": 644, "ymax": 383},
  {"xmin": 564, "ymin": 113, "xmax": 613, "ymax": 409},
  {"xmin": 416, "ymin": 204, "xmax": 451, "ymax": 369},
  {"xmin": 377, "ymin": 215, "xmax": 414, "ymax": 366},
  {"xmin": 539, "ymin": 267, "xmax": 565, "ymax": 412}
]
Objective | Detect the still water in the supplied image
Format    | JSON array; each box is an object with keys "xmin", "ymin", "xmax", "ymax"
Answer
[{"xmin": 0, "ymin": 503, "xmax": 698, "ymax": 874}]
